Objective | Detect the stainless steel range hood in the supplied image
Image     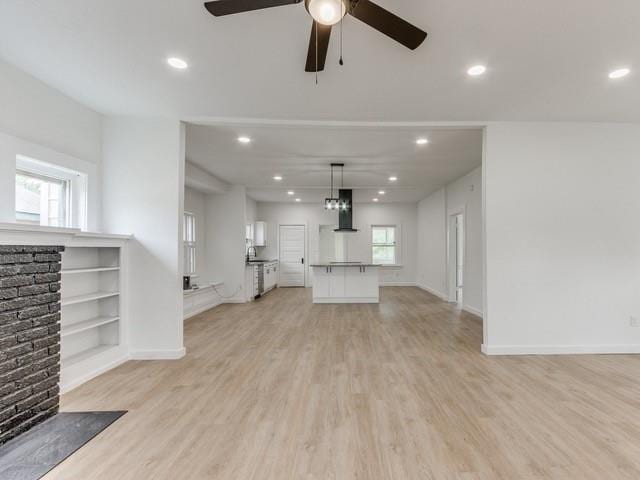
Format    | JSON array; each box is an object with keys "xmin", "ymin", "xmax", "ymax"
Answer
[{"xmin": 335, "ymin": 189, "xmax": 358, "ymax": 232}]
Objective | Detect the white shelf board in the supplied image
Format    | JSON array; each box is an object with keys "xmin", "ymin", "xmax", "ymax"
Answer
[
  {"xmin": 61, "ymin": 316, "xmax": 120, "ymax": 338},
  {"xmin": 61, "ymin": 291, "xmax": 120, "ymax": 306},
  {"xmin": 63, "ymin": 345, "xmax": 119, "ymax": 368},
  {"xmin": 61, "ymin": 266, "xmax": 120, "ymax": 275}
]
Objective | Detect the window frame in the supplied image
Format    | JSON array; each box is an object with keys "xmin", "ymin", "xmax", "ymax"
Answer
[
  {"xmin": 371, "ymin": 225, "xmax": 401, "ymax": 266},
  {"xmin": 15, "ymin": 168, "xmax": 72, "ymax": 228},
  {"xmin": 183, "ymin": 211, "xmax": 197, "ymax": 276},
  {"xmin": 15, "ymin": 154, "xmax": 88, "ymax": 230}
]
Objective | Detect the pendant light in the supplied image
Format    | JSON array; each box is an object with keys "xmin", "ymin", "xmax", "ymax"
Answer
[{"xmin": 324, "ymin": 163, "xmax": 342, "ymax": 210}]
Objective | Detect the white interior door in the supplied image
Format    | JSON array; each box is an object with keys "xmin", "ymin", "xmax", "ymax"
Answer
[{"xmin": 279, "ymin": 225, "xmax": 305, "ymax": 287}]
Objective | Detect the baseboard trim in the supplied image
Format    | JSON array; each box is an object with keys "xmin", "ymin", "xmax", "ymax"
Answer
[
  {"xmin": 416, "ymin": 283, "xmax": 448, "ymax": 300},
  {"xmin": 129, "ymin": 347, "xmax": 186, "ymax": 360},
  {"xmin": 482, "ymin": 344, "xmax": 640, "ymax": 356},
  {"xmin": 462, "ymin": 305, "xmax": 483, "ymax": 319},
  {"xmin": 60, "ymin": 355, "xmax": 129, "ymax": 394},
  {"xmin": 380, "ymin": 282, "xmax": 416, "ymax": 287}
]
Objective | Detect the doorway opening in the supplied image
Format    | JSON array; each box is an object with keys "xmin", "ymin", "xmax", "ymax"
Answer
[{"xmin": 448, "ymin": 212, "xmax": 464, "ymax": 306}]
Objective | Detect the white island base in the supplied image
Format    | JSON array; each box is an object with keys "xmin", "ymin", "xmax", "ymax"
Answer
[{"xmin": 311, "ymin": 264, "xmax": 380, "ymax": 303}]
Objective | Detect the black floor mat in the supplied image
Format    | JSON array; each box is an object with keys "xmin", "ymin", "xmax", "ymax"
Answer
[{"xmin": 0, "ymin": 411, "xmax": 126, "ymax": 480}]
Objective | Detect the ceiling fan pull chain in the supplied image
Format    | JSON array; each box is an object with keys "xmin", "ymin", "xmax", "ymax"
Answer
[
  {"xmin": 339, "ymin": 2, "xmax": 344, "ymax": 66},
  {"xmin": 315, "ymin": 21, "xmax": 319, "ymax": 84}
]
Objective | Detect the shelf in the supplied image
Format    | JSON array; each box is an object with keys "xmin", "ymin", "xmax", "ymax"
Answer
[
  {"xmin": 63, "ymin": 345, "xmax": 118, "ymax": 368},
  {"xmin": 61, "ymin": 316, "xmax": 120, "ymax": 338},
  {"xmin": 61, "ymin": 266, "xmax": 120, "ymax": 275},
  {"xmin": 61, "ymin": 291, "xmax": 120, "ymax": 306}
]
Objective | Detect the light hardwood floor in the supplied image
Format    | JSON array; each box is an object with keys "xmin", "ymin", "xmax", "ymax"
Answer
[{"xmin": 47, "ymin": 287, "xmax": 640, "ymax": 479}]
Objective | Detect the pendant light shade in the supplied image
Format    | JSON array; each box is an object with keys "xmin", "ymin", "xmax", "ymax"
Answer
[{"xmin": 324, "ymin": 163, "xmax": 343, "ymax": 210}]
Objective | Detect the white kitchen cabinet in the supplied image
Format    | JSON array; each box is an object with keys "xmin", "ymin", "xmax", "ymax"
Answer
[
  {"xmin": 254, "ymin": 221, "xmax": 267, "ymax": 247},
  {"xmin": 264, "ymin": 261, "xmax": 278, "ymax": 292},
  {"xmin": 311, "ymin": 264, "xmax": 379, "ymax": 303},
  {"xmin": 344, "ymin": 266, "xmax": 378, "ymax": 298}
]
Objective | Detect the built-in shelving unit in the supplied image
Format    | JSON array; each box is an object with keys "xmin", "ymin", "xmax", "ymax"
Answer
[
  {"xmin": 61, "ymin": 316, "xmax": 120, "ymax": 338},
  {"xmin": 62, "ymin": 266, "xmax": 120, "ymax": 275},
  {"xmin": 61, "ymin": 291, "xmax": 120, "ymax": 306},
  {"xmin": 63, "ymin": 345, "xmax": 116, "ymax": 368},
  {"xmin": 59, "ymin": 236, "xmax": 130, "ymax": 393},
  {"xmin": 0, "ymin": 224, "xmax": 131, "ymax": 394}
]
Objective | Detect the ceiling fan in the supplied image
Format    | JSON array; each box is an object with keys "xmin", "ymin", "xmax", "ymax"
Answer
[{"xmin": 203, "ymin": 0, "xmax": 427, "ymax": 73}]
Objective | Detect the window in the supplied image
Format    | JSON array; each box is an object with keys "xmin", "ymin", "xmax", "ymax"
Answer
[
  {"xmin": 14, "ymin": 155, "xmax": 88, "ymax": 229},
  {"xmin": 15, "ymin": 170, "xmax": 70, "ymax": 227},
  {"xmin": 184, "ymin": 212, "xmax": 196, "ymax": 275},
  {"xmin": 372, "ymin": 225, "xmax": 397, "ymax": 265}
]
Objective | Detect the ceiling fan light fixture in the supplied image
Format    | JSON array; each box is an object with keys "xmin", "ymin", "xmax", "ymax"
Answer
[
  {"xmin": 467, "ymin": 65, "xmax": 487, "ymax": 76},
  {"xmin": 306, "ymin": 0, "xmax": 346, "ymax": 26}
]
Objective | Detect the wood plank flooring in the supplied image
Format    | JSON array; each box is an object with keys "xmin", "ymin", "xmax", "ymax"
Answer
[{"xmin": 46, "ymin": 287, "xmax": 640, "ymax": 479}]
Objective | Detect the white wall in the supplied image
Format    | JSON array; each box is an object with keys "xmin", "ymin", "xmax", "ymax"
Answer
[
  {"xmin": 257, "ymin": 202, "xmax": 418, "ymax": 286},
  {"xmin": 184, "ymin": 187, "xmax": 208, "ymax": 280},
  {"xmin": 204, "ymin": 185, "xmax": 248, "ymax": 301},
  {"xmin": 416, "ymin": 167, "xmax": 483, "ymax": 316},
  {"xmin": 483, "ymin": 123, "xmax": 640, "ymax": 354},
  {"xmin": 0, "ymin": 60, "xmax": 103, "ymax": 229},
  {"xmin": 417, "ymin": 188, "xmax": 447, "ymax": 297},
  {"xmin": 185, "ymin": 161, "xmax": 229, "ymax": 194},
  {"xmin": 102, "ymin": 117, "xmax": 186, "ymax": 359},
  {"xmin": 246, "ymin": 196, "xmax": 257, "ymax": 225}
]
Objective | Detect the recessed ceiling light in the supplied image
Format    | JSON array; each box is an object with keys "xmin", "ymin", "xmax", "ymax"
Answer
[
  {"xmin": 295, "ymin": 198, "xmax": 301, "ymax": 202},
  {"xmin": 389, "ymin": 176, "xmax": 398, "ymax": 182},
  {"xmin": 467, "ymin": 65, "xmax": 487, "ymax": 76},
  {"xmin": 167, "ymin": 57, "xmax": 188, "ymax": 69},
  {"xmin": 609, "ymin": 68, "xmax": 630, "ymax": 79},
  {"xmin": 273, "ymin": 175, "xmax": 283, "ymax": 181},
  {"xmin": 237, "ymin": 136, "xmax": 251, "ymax": 144},
  {"xmin": 416, "ymin": 138, "xmax": 429, "ymax": 145},
  {"xmin": 287, "ymin": 191, "xmax": 295, "ymax": 195},
  {"xmin": 378, "ymin": 190, "xmax": 385, "ymax": 195},
  {"xmin": 372, "ymin": 198, "xmax": 379, "ymax": 202}
]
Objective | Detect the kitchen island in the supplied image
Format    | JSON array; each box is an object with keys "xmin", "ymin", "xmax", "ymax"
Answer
[{"xmin": 310, "ymin": 263, "xmax": 380, "ymax": 303}]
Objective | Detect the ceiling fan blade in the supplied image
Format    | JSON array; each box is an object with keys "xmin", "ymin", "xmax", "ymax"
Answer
[
  {"xmin": 305, "ymin": 21, "xmax": 332, "ymax": 72},
  {"xmin": 348, "ymin": 0, "xmax": 427, "ymax": 50},
  {"xmin": 204, "ymin": 0, "xmax": 300, "ymax": 17}
]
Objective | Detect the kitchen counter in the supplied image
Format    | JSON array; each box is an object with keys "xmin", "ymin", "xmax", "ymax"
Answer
[
  {"xmin": 311, "ymin": 264, "xmax": 379, "ymax": 304},
  {"xmin": 310, "ymin": 263, "xmax": 381, "ymax": 267},
  {"xmin": 246, "ymin": 259, "xmax": 278, "ymax": 265}
]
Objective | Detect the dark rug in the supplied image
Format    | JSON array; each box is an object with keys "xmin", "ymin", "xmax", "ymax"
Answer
[{"xmin": 0, "ymin": 411, "xmax": 126, "ymax": 480}]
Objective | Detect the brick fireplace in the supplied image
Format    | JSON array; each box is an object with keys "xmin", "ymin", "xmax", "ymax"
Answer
[{"xmin": 0, "ymin": 246, "xmax": 63, "ymax": 445}]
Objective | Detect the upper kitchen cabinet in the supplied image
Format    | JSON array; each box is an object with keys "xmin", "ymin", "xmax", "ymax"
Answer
[{"xmin": 254, "ymin": 221, "xmax": 267, "ymax": 247}]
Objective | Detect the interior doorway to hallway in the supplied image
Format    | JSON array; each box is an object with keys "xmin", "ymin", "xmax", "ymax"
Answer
[{"xmin": 448, "ymin": 212, "xmax": 464, "ymax": 306}]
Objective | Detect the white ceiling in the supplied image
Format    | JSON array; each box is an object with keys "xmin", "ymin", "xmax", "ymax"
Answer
[
  {"xmin": 0, "ymin": 0, "xmax": 638, "ymax": 122},
  {"xmin": 186, "ymin": 123, "xmax": 482, "ymax": 202}
]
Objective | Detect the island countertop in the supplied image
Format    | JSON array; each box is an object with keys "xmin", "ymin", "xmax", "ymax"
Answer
[{"xmin": 310, "ymin": 263, "xmax": 382, "ymax": 267}]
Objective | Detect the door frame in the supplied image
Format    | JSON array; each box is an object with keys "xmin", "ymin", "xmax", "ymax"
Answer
[
  {"xmin": 277, "ymin": 223, "xmax": 308, "ymax": 287},
  {"xmin": 446, "ymin": 207, "xmax": 466, "ymax": 304}
]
